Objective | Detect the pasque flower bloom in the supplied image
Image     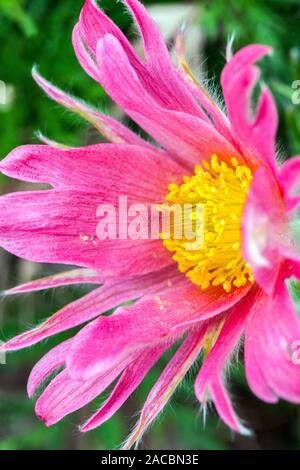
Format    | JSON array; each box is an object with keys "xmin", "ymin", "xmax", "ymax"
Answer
[{"xmin": 1, "ymin": 0, "xmax": 300, "ymax": 448}]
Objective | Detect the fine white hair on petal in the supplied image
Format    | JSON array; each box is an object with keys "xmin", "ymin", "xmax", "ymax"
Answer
[
  {"xmin": 226, "ymin": 33, "xmax": 235, "ymax": 62},
  {"xmin": 35, "ymin": 131, "xmax": 71, "ymax": 149},
  {"xmin": 275, "ymin": 140, "xmax": 288, "ymax": 166}
]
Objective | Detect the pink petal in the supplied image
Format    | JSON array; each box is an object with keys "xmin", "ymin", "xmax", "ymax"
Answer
[
  {"xmin": 67, "ymin": 280, "xmax": 251, "ymax": 380},
  {"xmin": 174, "ymin": 31, "xmax": 234, "ymax": 141},
  {"xmin": 122, "ymin": 327, "xmax": 206, "ymax": 449},
  {"xmin": 0, "ymin": 189, "xmax": 172, "ymax": 275},
  {"xmin": 27, "ymin": 339, "xmax": 72, "ymax": 398},
  {"xmin": 0, "ymin": 144, "xmax": 182, "ymax": 201},
  {"xmin": 242, "ymin": 167, "xmax": 285, "ymax": 294},
  {"xmin": 81, "ymin": 343, "xmax": 170, "ymax": 432},
  {"xmin": 245, "ymin": 262, "xmax": 300, "ymax": 403},
  {"xmin": 244, "ymin": 303, "xmax": 278, "ymax": 403},
  {"xmin": 121, "ymin": 0, "xmax": 205, "ymax": 116},
  {"xmin": 195, "ymin": 287, "xmax": 257, "ymax": 401},
  {"xmin": 72, "ymin": 23, "xmax": 100, "ymax": 82},
  {"xmin": 3, "ymin": 286, "xmax": 106, "ymax": 352},
  {"xmin": 195, "ymin": 288, "xmax": 259, "ymax": 434},
  {"xmin": 32, "ymin": 68, "xmax": 149, "ymax": 146},
  {"xmin": 2, "ymin": 266, "xmax": 180, "ymax": 351},
  {"xmin": 123, "ymin": 0, "xmax": 174, "ymax": 70},
  {"xmin": 77, "ymin": 0, "xmax": 205, "ymax": 118},
  {"xmin": 96, "ymin": 34, "xmax": 239, "ymax": 166},
  {"xmin": 278, "ymin": 156, "xmax": 300, "ymax": 212},
  {"xmin": 4, "ymin": 268, "xmax": 102, "ymax": 295},
  {"xmin": 209, "ymin": 376, "xmax": 250, "ymax": 435},
  {"xmin": 221, "ymin": 44, "xmax": 278, "ymax": 172},
  {"xmin": 177, "ymin": 70, "xmax": 233, "ymax": 144},
  {"xmin": 78, "ymin": 0, "xmax": 143, "ymax": 73},
  {"xmin": 35, "ymin": 352, "xmax": 138, "ymax": 426}
]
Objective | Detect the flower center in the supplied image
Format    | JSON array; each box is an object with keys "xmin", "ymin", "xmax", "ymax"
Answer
[{"xmin": 162, "ymin": 154, "xmax": 254, "ymax": 293}]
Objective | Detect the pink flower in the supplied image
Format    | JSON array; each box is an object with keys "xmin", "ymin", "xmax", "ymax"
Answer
[{"xmin": 1, "ymin": 0, "xmax": 300, "ymax": 448}]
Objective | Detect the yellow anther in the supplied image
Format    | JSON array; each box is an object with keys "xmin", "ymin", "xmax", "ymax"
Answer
[
  {"xmin": 161, "ymin": 154, "xmax": 254, "ymax": 293},
  {"xmin": 223, "ymin": 281, "xmax": 232, "ymax": 293},
  {"xmin": 231, "ymin": 157, "xmax": 239, "ymax": 167}
]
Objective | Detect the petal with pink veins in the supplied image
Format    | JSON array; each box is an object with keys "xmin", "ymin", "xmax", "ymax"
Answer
[
  {"xmin": 0, "ymin": 189, "xmax": 173, "ymax": 275},
  {"xmin": 66, "ymin": 280, "xmax": 251, "ymax": 381},
  {"xmin": 77, "ymin": 0, "xmax": 206, "ymax": 118},
  {"xmin": 2, "ymin": 265, "xmax": 180, "ymax": 351},
  {"xmin": 245, "ymin": 262, "xmax": 300, "ymax": 403},
  {"xmin": 221, "ymin": 44, "xmax": 278, "ymax": 172},
  {"xmin": 121, "ymin": 0, "xmax": 206, "ymax": 116},
  {"xmin": 78, "ymin": 0, "xmax": 143, "ymax": 72},
  {"xmin": 0, "ymin": 144, "xmax": 183, "ymax": 200},
  {"xmin": 96, "ymin": 34, "xmax": 240, "ymax": 167},
  {"xmin": 72, "ymin": 23, "xmax": 100, "ymax": 82},
  {"xmin": 35, "ymin": 352, "xmax": 139, "ymax": 426},
  {"xmin": 81, "ymin": 342, "xmax": 171, "ymax": 432}
]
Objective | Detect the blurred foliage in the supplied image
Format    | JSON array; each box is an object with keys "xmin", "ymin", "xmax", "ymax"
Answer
[
  {"xmin": 0, "ymin": 0, "xmax": 37, "ymax": 37},
  {"xmin": 202, "ymin": 0, "xmax": 300, "ymax": 155},
  {"xmin": 0, "ymin": 0, "xmax": 300, "ymax": 451}
]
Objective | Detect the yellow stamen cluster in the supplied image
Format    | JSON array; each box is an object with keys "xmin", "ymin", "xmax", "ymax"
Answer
[{"xmin": 162, "ymin": 154, "xmax": 254, "ymax": 293}]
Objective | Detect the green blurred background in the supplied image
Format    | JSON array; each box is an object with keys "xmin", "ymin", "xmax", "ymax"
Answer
[{"xmin": 1, "ymin": 0, "xmax": 300, "ymax": 450}]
